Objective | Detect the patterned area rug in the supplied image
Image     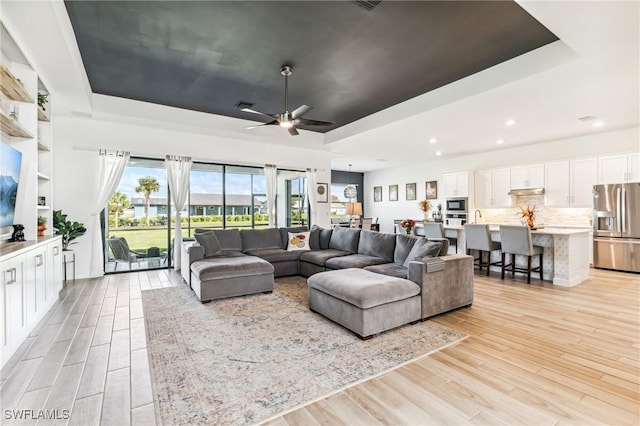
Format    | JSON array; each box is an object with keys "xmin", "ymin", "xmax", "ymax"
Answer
[{"xmin": 142, "ymin": 276, "xmax": 466, "ymax": 425}]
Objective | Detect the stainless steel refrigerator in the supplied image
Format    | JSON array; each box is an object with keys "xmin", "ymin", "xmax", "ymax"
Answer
[{"xmin": 593, "ymin": 183, "xmax": 640, "ymax": 273}]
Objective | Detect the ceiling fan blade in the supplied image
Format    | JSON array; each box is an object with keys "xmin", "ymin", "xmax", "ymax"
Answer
[
  {"xmin": 241, "ymin": 107, "xmax": 277, "ymax": 119},
  {"xmin": 245, "ymin": 120, "xmax": 278, "ymax": 129},
  {"xmin": 294, "ymin": 117, "xmax": 335, "ymax": 127},
  {"xmin": 288, "ymin": 126, "xmax": 299, "ymax": 136},
  {"xmin": 291, "ymin": 104, "xmax": 313, "ymax": 119}
]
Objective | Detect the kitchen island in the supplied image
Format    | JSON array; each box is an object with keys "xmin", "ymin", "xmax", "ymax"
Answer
[{"xmin": 435, "ymin": 224, "xmax": 591, "ymax": 286}]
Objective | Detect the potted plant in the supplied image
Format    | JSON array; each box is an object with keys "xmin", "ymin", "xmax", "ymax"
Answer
[
  {"xmin": 37, "ymin": 216, "xmax": 47, "ymax": 237},
  {"xmin": 37, "ymin": 92, "xmax": 48, "ymax": 111},
  {"xmin": 53, "ymin": 210, "xmax": 87, "ymax": 250}
]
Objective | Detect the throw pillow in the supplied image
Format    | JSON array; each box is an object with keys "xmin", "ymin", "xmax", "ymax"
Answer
[
  {"xmin": 194, "ymin": 231, "xmax": 223, "ymax": 257},
  {"xmin": 403, "ymin": 240, "xmax": 443, "ymax": 268},
  {"xmin": 287, "ymin": 231, "xmax": 311, "ymax": 251}
]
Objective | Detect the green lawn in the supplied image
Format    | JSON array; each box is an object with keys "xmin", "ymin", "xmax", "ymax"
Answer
[{"xmin": 107, "ymin": 221, "xmax": 269, "ymax": 252}]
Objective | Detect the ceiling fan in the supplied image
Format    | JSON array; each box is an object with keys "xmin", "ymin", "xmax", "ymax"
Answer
[{"xmin": 241, "ymin": 65, "xmax": 334, "ymax": 136}]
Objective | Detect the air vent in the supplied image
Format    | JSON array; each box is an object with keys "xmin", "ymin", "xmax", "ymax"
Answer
[
  {"xmin": 236, "ymin": 101, "xmax": 254, "ymax": 109},
  {"xmin": 578, "ymin": 115, "xmax": 597, "ymax": 122},
  {"xmin": 353, "ymin": 1, "xmax": 382, "ymax": 11}
]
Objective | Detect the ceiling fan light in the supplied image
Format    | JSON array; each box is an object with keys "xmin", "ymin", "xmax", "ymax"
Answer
[{"xmin": 280, "ymin": 120, "xmax": 293, "ymax": 128}]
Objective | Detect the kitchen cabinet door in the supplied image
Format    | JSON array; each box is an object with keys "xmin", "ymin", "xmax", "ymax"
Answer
[
  {"xmin": 492, "ymin": 167, "xmax": 512, "ymax": 207},
  {"xmin": 48, "ymin": 239, "xmax": 63, "ymax": 295},
  {"xmin": 443, "ymin": 172, "xmax": 468, "ymax": 198},
  {"xmin": 511, "ymin": 164, "xmax": 544, "ymax": 188},
  {"xmin": 627, "ymin": 152, "xmax": 639, "ymax": 182},
  {"xmin": 474, "ymin": 170, "xmax": 492, "ymax": 207},
  {"xmin": 25, "ymin": 246, "xmax": 47, "ymax": 328},
  {"xmin": 570, "ymin": 158, "xmax": 597, "ymax": 207},
  {"xmin": 545, "ymin": 161, "xmax": 570, "ymax": 206},
  {"xmin": 598, "ymin": 154, "xmax": 627, "ymax": 184},
  {"xmin": 1, "ymin": 254, "xmax": 26, "ymax": 357}
]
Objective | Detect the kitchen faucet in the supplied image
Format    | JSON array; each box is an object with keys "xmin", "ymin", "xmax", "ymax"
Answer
[{"xmin": 474, "ymin": 209, "xmax": 482, "ymax": 223}]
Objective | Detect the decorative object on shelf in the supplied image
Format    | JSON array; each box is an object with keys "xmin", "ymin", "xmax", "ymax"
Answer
[
  {"xmin": 389, "ymin": 184, "xmax": 398, "ymax": 201},
  {"xmin": 418, "ymin": 199, "xmax": 431, "ymax": 222},
  {"xmin": 400, "ymin": 218, "xmax": 416, "ymax": 235},
  {"xmin": 426, "ymin": 180, "xmax": 438, "ymax": 199},
  {"xmin": 37, "ymin": 216, "xmax": 47, "ymax": 237},
  {"xmin": 37, "ymin": 92, "xmax": 48, "ymax": 111},
  {"xmin": 406, "ymin": 183, "xmax": 416, "ymax": 201},
  {"xmin": 53, "ymin": 209, "xmax": 87, "ymax": 250},
  {"xmin": 433, "ymin": 203, "xmax": 443, "ymax": 221},
  {"xmin": 518, "ymin": 204, "xmax": 537, "ymax": 229},
  {"xmin": 9, "ymin": 224, "xmax": 25, "ymax": 242},
  {"xmin": 9, "ymin": 107, "xmax": 18, "ymax": 121},
  {"xmin": 38, "ymin": 196, "xmax": 46, "ymax": 206},
  {"xmin": 316, "ymin": 182, "xmax": 328, "ymax": 203},
  {"xmin": 373, "ymin": 186, "xmax": 382, "ymax": 202}
]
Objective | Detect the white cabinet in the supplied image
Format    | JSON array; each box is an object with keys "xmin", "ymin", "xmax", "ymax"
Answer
[
  {"xmin": 545, "ymin": 158, "xmax": 597, "ymax": 207},
  {"xmin": 1, "ymin": 253, "xmax": 26, "ymax": 362},
  {"xmin": 474, "ymin": 168, "xmax": 511, "ymax": 208},
  {"xmin": 598, "ymin": 153, "xmax": 640, "ymax": 183},
  {"xmin": 443, "ymin": 171, "xmax": 469, "ymax": 198},
  {"xmin": 0, "ymin": 237, "xmax": 62, "ymax": 369},
  {"xmin": 511, "ymin": 164, "xmax": 544, "ymax": 189}
]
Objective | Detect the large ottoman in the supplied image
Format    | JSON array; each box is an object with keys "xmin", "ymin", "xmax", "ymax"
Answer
[{"xmin": 307, "ymin": 268, "xmax": 421, "ymax": 339}]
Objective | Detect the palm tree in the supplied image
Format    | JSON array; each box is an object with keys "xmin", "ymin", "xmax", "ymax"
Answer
[
  {"xmin": 135, "ymin": 176, "xmax": 161, "ymax": 226},
  {"xmin": 108, "ymin": 191, "xmax": 130, "ymax": 228}
]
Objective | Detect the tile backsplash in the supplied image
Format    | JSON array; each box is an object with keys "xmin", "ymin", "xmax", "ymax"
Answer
[{"xmin": 477, "ymin": 195, "xmax": 592, "ymax": 227}]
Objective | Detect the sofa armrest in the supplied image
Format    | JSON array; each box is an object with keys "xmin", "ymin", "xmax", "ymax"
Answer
[
  {"xmin": 180, "ymin": 242, "xmax": 205, "ymax": 285},
  {"xmin": 407, "ymin": 254, "xmax": 474, "ymax": 319}
]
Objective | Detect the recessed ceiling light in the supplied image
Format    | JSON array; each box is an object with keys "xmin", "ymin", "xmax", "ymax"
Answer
[
  {"xmin": 496, "ymin": 139, "xmax": 504, "ymax": 145},
  {"xmin": 435, "ymin": 151, "xmax": 442, "ymax": 156},
  {"xmin": 593, "ymin": 121, "xmax": 604, "ymax": 127},
  {"xmin": 578, "ymin": 115, "xmax": 597, "ymax": 122},
  {"xmin": 429, "ymin": 138, "xmax": 438, "ymax": 144},
  {"xmin": 505, "ymin": 119, "xmax": 516, "ymax": 126},
  {"xmin": 376, "ymin": 159, "xmax": 387, "ymax": 162}
]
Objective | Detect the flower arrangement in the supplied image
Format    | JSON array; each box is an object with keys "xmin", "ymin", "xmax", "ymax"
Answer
[
  {"xmin": 418, "ymin": 199, "xmax": 431, "ymax": 212},
  {"xmin": 518, "ymin": 204, "xmax": 536, "ymax": 228},
  {"xmin": 400, "ymin": 218, "xmax": 416, "ymax": 235}
]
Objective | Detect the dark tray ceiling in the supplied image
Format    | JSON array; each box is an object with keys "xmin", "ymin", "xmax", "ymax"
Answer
[{"xmin": 64, "ymin": 1, "xmax": 558, "ymax": 132}]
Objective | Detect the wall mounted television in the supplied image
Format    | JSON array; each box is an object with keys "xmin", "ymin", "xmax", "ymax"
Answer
[{"xmin": 0, "ymin": 141, "xmax": 22, "ymax": 240}]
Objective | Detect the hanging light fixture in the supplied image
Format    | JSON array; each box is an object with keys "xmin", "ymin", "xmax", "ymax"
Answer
[
  {"xmin": 343, "ymin": 164, "xmax": 358, "ymax": 200},
  {"xmin": 343, "ymin": 164, "xmax": 362, "ymax": 222}
]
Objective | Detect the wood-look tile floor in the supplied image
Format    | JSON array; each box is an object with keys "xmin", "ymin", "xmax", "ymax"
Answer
[{"xmin": 1, "ymin": 267, "xmax": 638, "ymax": 425}]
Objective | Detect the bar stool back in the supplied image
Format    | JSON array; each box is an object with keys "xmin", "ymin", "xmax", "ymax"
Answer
[
  {"xmin": 464, "ymin": 224, "xmax": 502, "ymax": 276},
  {"xmin": 499, "ymin": 225, "xmax": 544, "ymax": 284},
  {"xmin": 423, "ymin": 223, "xmax": 457, "ymax": 253}
]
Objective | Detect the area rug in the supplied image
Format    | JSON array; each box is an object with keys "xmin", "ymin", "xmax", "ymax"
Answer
[{"xmin": 142, "ymin": 276, "xmax": 467, "ymax": 425}]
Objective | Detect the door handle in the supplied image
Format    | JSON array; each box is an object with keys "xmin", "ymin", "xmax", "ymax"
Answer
[
  {"xmin": 5, "ymin": 268, "xmax": 16, "ymax": 285},
  {"xmin": 621, "ymin": 188, "xmax": 626, "ymax": 233},
  {"xmin": 53, "ymin": 246, "xmax": 59, "ymax": 256},
  {"xmin": 35, "ymin": 254, "xmax": 44, "ymax": 267},
  {"xmin": 616, "ymin": 187, "xmax": 622, "ymax": 232}
]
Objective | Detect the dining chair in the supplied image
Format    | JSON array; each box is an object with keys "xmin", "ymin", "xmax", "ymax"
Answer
[
  {"xmin": 499, "ymin": 225, "xmax": 544, "ymax": 284},
  {"xmin": 423, "ymin": 222, "xmax": 457, "ymax": 253},
  {"xmin": 464, "ymin": 224, "xmax": 502, "ymax": 276},
  {"xmin": 361, "ymin": 217, "xmax": 373, "ymax": 230}
]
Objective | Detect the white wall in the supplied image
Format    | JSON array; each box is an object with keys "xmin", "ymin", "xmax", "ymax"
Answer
[
  {"xmin": 365, "ymin": 127, "xmax": 639, "ymax": 233},
  {"xmin": 53, "ymin": 114, "xmax": 332, "ymax": 278}
]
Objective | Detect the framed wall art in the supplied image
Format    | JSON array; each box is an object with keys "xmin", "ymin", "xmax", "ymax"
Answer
[
  {"xmin": 406, "ymin": 183, "xmax": 416, "ymax": 201},
  {"xmin": 426, "ymin": 180, "xmax": 438, "ymax": 199},
  {"xmin": 389, "ymin": 184, "xmax": 398, "ymax": 202},
  {"xmin": 316, "ymin": 183, "xmax": 329, "ymax": 203},
  {"xmin": 373, "ymin": 186, "xmax": 382, "ymax": 202}
]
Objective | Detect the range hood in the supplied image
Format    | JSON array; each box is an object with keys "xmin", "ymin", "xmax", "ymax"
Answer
[{"xmin": 508, "ymin": 188, "xmax": 545, "ymax": 196}]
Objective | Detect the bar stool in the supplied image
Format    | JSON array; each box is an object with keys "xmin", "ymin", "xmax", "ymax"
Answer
[
  {"xmin": 423, "ymin": 223, "xmax": 457, "ymax": 253},
  {"xmin": 499, "ymin": 225, "xmax": 544, "ymax": 284},
  {"xmin": 464, "ymin": 224, "xmax": 502, "ymax": 276}
]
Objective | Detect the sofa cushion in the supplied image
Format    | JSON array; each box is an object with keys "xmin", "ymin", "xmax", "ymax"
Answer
[
  {"xmin": 279, "ymin": 226, "xmax": 308, "ymax": 248},
  {"xmin": 194, "ymin": 231, "xmax": 223, "ymax": 258},
  {"xmin": 329, "ymin": 227, "xmax": 360, "ymax": 253},
  {"xmin": 307, "ymin": 268, "xmax": 420, "ymax": 309},
  {"xmin": 241, "ymin": 228, "xmax": 282, "ymax": 251},
  {"xmin": 326, "ymin": 254, "xmax": 389, "ymax": 270},
  {"xmin": 394, "ymin": 234, "xmax": 419, "ymax": 264},
  {"xmin": 287, "ymin": 231, "xmax": 311, "ymax": 251},
  {"xmin": 358, "ymin": 230, "xmax": 395, "ymax": 262},
  {"xmin": 364, "ymin": 263, "xmax": 408, "ymax": 279},
  {"xmin": 244, "ymin": 248, "xmax": 302, "ymax": 263},
  {"xmin": 427, "ymin": 237, "xmax": 450, "ymax": 256},
  {"xmin": 195, "ymin": 229, "xmax": 243, "ymax": 252},
  {"xmin": 299, "ymin": 249, "xmax": 351, "ymax": 266},
  {"xmin": 403, "ymin": 240, "xmax": 444, "ymax": 268},
  {"xmin": 191, "ymin": 254, "xmax": 273, "ymax": 281},
  {"xmin": 311, "ymin": 225, "xmax": 332, "ymax": 249}
]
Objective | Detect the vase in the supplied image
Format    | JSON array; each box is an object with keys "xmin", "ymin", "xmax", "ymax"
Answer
[
  {"xmin": 423, "ymin": 211, "xmax": 429, "ymax": 222},
  {"xmin": 527, "ymin": 217, "xmax": 535, "ymax": 229},
  {"xmin": 37, "ymin": 225, "xmax": 46, "ymax": 237},
  {"xmin": 406, "ymin": 227, "xmax": 412, "ymax": 235}
]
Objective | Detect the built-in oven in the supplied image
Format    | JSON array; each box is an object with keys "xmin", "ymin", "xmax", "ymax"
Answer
[{"xmin": 446, "ymin": 197, "xmax": 468, "ymax": 212}]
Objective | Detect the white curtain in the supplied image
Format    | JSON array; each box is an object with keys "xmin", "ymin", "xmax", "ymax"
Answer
[
  {"xmin": 264, "ymin": 164, "xmax": 277, "ymax": 227},
  {"xmin": 90, "ymin": 150, "xmax": 130, "ymax": 277},
  {"xmin": 305, "ymin": 168, "xmax": 318, "ymax": 227},
  {"xmin": 165, "ymin": 155, "xmax": 192, "ymax": 271}
]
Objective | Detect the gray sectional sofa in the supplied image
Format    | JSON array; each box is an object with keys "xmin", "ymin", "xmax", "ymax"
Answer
[{"xmin": 180, "ymin": 226, "xmax": 474, "ymax": 324}]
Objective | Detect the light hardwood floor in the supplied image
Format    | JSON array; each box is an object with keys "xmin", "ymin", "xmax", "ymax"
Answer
[
  {"xmin": 264, "ymin": 268, "xmax": 640, "ymax": 425},
  {"xmin": 1, "ymin": 268, "xmax": 638, "ymax": 425}
]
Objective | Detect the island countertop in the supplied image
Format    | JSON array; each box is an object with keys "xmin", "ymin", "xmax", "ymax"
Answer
[{"xmin": 440, "ymin": 224, "xmax": 591, "ymax": 235}]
